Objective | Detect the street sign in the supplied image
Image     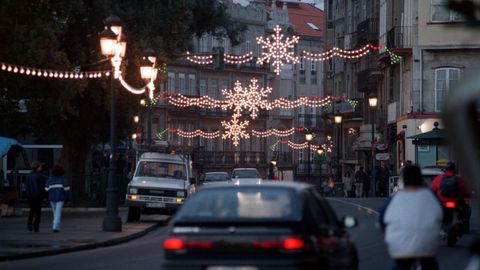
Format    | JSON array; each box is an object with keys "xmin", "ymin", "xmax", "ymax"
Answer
[{"xmin": 376, "ymin": 153, "xmax": 390, "ymax": 160}]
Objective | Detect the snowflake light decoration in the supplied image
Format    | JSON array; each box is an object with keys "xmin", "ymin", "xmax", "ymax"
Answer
[
  {"xmin": 256, "ymin": 25, "xmax": 299, "ymax": 75},
  {"xmin": 221, "ymin": 114, "xmax": 250, "ymax": 146},
  {"xmin": 221, "ymin": 78, "xmax": 272, "ymax": 119}
]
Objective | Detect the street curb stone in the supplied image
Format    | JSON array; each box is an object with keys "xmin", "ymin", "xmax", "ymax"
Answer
[{"xmin": 0, "ymin": 221, "xmax": 162, "ymax": 262}]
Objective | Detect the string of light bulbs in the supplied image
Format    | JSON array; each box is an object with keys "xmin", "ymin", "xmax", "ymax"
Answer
[
  {"xmin": 185, "ymin": 52, "xmax": 213, "ymax": 65},
  {"xmin": 167, "ymin": 92, "xmax": 339, "ymax": 110},
  {"xmin": 0, "ymin": 62, "xmax": 110, "ymax": 79},
  {"xmin": 224, "ymin": 52, "xmax": 254, "ymax": 64}
]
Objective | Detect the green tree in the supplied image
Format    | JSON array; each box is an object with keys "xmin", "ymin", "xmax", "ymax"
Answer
[{"xmin": 0, "ymin": 0, "xmax": 245, "ymax": 200}]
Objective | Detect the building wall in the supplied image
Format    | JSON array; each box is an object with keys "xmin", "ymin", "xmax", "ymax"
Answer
[{"xmin": 417, "ymin": 0, "xmax": 480, "ymax": 47}]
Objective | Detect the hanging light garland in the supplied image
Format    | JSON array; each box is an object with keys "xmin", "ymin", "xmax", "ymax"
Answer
[
  {"xmin": 185, "ymin": 52, "xmax": 213, "ymax": 65},
  {"xmin": 224, "ymin": 52, "xmax": 254, "ymax": 64},
  {"xmin": 0, "ymin": 62, "xmax": 110, "ymax": 79},
  {"xmin": 303, "ymin": 44, "xmax": 371, "ymax": 62},
  {"xmin": 256, "ymin": 25, "xmax": 300, "ymax": 75},
  {"xmin": 252, "ymin": 127, "xmax": 298, "ymax": 137},
  {"xmin": 168, "ymin": 91, "xmax": 338, "ymax": 111}
]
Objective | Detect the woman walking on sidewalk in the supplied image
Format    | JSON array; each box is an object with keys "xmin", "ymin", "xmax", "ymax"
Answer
[
  {"xmin": 45, "ymin": 165, "xmax": 71, "ymax": 233},
  {"xmin": 25, "ymin": 161, "xmax": 47, "ymax": 232}
]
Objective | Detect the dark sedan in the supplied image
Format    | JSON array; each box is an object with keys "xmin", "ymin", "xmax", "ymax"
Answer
[{"xmin": 162, "ymin": 182, "xmax": 359, "ymax": 270}]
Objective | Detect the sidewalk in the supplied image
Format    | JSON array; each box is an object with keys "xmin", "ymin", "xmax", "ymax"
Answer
[{"xmin": 0, "ymin": 207, "xmax": 168, "ymax": 261}]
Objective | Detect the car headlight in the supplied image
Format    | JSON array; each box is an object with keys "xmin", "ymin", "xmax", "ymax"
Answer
[
  {"xmin": 129, "ymin": 188, "xmax": 138, "ymax": 194},
  {"xmin": 177, "ymin": 191, "xmax": 185, "ymax": 197}
]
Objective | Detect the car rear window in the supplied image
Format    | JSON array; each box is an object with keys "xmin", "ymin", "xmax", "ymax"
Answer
[
  {"xmin": 175, "ymin": 187, "xmax": 299, "ymax": 221},
  {"xmin": 232, "ymin": 170, "xmax": 260, "ymax": 179},
  {"xmin": 204, "ymin": 173, "xmax": 229, "ymax": 182}
]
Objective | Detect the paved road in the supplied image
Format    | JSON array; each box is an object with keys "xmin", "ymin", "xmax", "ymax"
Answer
[
  {"xmin": 1, "ymin": 198, "xmax": 478, "ymax": 270},
  {"xmin": 328, "ymin": 198, "xmax": 480, "ymax": 270}
]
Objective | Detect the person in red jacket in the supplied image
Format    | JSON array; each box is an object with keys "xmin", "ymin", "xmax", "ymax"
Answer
[
  {"xmin": 430, "ymin": 161, "xmax": 470, "ymax": 229},
  {"xmin": 430, "ymin": 161, "xmax": 467, "ymax": 203}
]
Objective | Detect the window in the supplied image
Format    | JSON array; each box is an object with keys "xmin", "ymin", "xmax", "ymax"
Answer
[
  {"xmin": 188, "ymin": 74, "xmax": 196, "ymax": 95},
  {"xmin": 306, "ymin": 22, "xmax": 320, "ymax": 31},
  {"xmin": 245, "ymin": 41, "xmax": 251, "ymax": 54},
  {"xmin": 209, "ymin": 79, "xmax": 218, "ymax": 99},
  {"xmin": 435, "ymin": 67, "xmax": 460, "ymax": 112},
  {"xmin": 299, "ymin": 57, "xmax": 305, "ymax": 71},
  {"xmin": 311, "ymin": 60, "xmax": 317, "ymax": 72},
  {"xmin": 167, "ymin": 72, "xmax": 175, "ymax": 93},
  {"xmin": 178, "ymin": 73, "xmax": 186, "ymax": 93},
  {"xmin": 431, "ymin": 0, "xmax": 463, "ymax": 22},
  {"xmin": 199, "ymin": 35, "xmax": 209, "ymax": 53},
  {"xmin": 199, "ymin": 79, "xmax": 207, "ymax": 96}
]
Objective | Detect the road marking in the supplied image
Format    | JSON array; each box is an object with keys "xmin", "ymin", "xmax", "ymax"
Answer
[{"xmin": 327, "ymin": 198, "xmax": 379, "ymax": 215}]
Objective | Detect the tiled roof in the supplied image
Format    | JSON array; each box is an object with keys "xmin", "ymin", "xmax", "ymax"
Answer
[{"xmin": 272, "ymin": 2, "xmax": 325, "ymax": 38}]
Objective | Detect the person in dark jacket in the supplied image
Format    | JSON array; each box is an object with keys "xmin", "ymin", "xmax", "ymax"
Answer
[
  {"xmin": 25, "ymin": 161, "xmax": 47, "ymax": 232},
  {"xmin": 45, "ymin": 165, "xmax": 71, "ymax": 232}
]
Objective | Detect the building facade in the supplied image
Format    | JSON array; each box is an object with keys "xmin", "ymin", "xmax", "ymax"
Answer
[
  {"xmin": 147, "ymin": 1, "xmax": 325, "ymax": 180},
  {"xmin": 325, "ymin": 0, "xmax": 480, "ymax": 181}
]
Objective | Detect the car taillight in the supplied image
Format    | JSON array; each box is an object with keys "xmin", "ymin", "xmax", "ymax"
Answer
[
  {"xmin": 282, "ymin": 238, "xmax": 304, "ymax": 250},
  {"xmin": 164, "ymin": 238, "xmax": 213, "ymax": 251},
  {"xmin": 253, "ymin": 240, "xmax": 279, "ymax": 249},
  {"xmin": 445, "ymin": 201, "xmax": 456, "ymax": 209},
  {"xmin": 163, "ymin": 238, "xmax": 185, "ymax": 250}
]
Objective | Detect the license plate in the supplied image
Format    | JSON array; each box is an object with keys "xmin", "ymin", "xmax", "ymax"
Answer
[
  {"xmin": 207, "ymin": 267, "xmax": 257, "ymax": 270},
  {"xmin": 146, "ymin": 202, "xmax": 165, "ymax": 208}
]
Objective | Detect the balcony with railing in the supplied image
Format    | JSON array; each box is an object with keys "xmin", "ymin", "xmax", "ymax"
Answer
[
  {"xmin": 356, "ymin": 18, "xmax": 379, "ymax": 46},
  {"xmin": 386, "ymin": 26, "xmax": 415, "ymax": 49}
]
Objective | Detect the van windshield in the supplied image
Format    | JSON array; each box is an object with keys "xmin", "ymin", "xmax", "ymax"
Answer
[{"xmin": 135, "ymin": 161, "xmax": 186, "ymax": 180}]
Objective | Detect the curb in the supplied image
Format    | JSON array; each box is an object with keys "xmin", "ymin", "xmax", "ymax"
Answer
[{"xmin": 0, "ymin": 221, "xmax": 163, "ymax": 262}]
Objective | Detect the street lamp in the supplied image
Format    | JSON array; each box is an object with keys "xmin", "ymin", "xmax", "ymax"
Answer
[
  {"xmin": 368, "ymin": 95, "xmax": 378, "ymax": 197},
  {"xmin": 139, "ymin": 49, "xmax": 158, "ymax": 147},
  {"xmin": 99, "ymin": 15, "xmax": 125, "ymax": 232},
  {"xmin": 305, "ymin": 132, "xmax": 314, "ymax": 182},
  {"xmin": 334, "ymin": 112, "xmax": 342, "ymax": 185}
]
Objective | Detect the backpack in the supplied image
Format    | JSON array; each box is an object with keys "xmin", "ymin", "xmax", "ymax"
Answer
[{"xmin": 440, "ymin": 175, "xmax": 459, "ymax": 197}]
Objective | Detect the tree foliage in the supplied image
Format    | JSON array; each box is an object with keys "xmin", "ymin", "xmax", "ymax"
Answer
[{"xmin": 0, "ymin": 0, "xmax": 245, "ymax": 198}]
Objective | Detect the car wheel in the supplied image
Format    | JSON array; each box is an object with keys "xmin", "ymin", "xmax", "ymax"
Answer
[{"xmin": 127, "ymin": 207, "xmax": 141, "ymax": 222}]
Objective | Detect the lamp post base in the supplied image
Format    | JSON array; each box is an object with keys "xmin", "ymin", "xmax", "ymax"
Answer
[{"xmin": 102, "ymin": 215, "xmax": 122, "ymax": 232}]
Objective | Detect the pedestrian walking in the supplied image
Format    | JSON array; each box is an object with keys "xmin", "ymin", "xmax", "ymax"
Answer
[
  {"xmin": 355, "ymin": 167, "xmax": 368, "ymax": 197},
  {"xmin": 378, "ymin": 165, "xmax": 443, "ymax": 270},
  {"xmin": 377, "ymin": 161, "xmax": 390, "ymax": 197},
  {"xmin": 45, "ymin": 165, "xmax": 71, "ymax": 233},
  {"xmin": 343, "ymin": 171, "xmax": 354, "ymax": 197},
  {"xmin": 25, "ymin": 161, "xmax": 47, "ymax": 232}
]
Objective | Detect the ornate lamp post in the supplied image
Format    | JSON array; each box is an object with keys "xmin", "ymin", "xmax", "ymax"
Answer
[
  {"xmin": 305, "ymin": 132, "xmax": 314, "ymax": 182},
  {"xmin": 99, "ymin": 15, "xmax": 126, "ymax": 232},
  {"xmin": 368, "ymin": 95, "xmax": 378, "ymax": 197}
]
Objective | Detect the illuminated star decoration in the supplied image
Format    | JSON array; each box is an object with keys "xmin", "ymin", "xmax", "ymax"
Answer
[
  {"xmin": 221, "ymin": 114, "xmax": 250, "ymax": 146},
  {"xmin": 256, "ymin": 25, "xmax": 299, "ymax": 75},
  {"xmin": 221, "ymin": 78, "xmax": 272, "ymax": 119}
]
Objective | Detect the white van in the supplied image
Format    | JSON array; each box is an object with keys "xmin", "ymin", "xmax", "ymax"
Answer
[{"xmin": 125, "ymin": 152, "xmax": 193, "ymax": 222}]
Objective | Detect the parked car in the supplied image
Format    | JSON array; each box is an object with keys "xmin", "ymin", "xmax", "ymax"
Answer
[
  {"xmin": 162, "ymin": 182, "xmax": 359, "ymax": 270},
  {"xmin": 231, "ymin": 168, "xmax": 262, "ymax": 185},
  {"xmin": 200, "ymin": 172, "xmax": 231, "ymax": 186}
]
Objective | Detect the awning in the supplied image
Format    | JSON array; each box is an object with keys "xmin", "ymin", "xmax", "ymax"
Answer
[
  {"xmin": 406, "ymin": 124, "xmax": 447, "ymax": 145},
  {"xmin": 0, "ymin": 137, "xmax": 22, "ymax": 158}
]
